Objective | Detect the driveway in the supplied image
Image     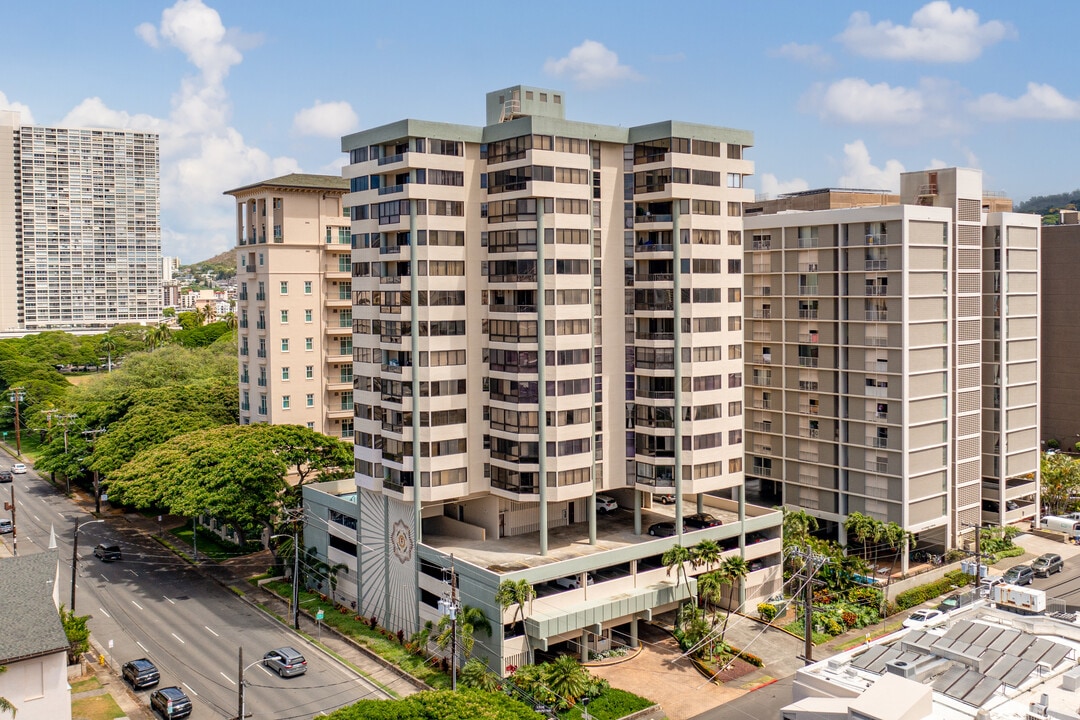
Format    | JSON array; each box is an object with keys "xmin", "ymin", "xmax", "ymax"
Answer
[{"xmin": 587, "ymin": 623, "xmax": 744, "ymax": 720}]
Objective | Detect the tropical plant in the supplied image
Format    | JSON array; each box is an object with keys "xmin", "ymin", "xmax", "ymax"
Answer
[
  {"xmin": 223, "ymin": 311, "xmax": 238, "ymax": 331},
  {"xmin": 459, "ymin": 658, "xmax": 501, "ymax": 692},
  {"xmin": 696, "ymin": 570, "xmax": 725, "ymax": 629},
  {"xmin": 544, "ymin": 655, "xmax": 589, "ymax": 707},
  {"xmin": 60, "ymin": 605, "xmax": 91, "ymax": 664},
  {"xmin": 781, "ymin": 508, "xmax": 819, "ymax": 551},
  {"xmin": 436, "ymin": 604, "xmax": 492, "ymax": 666},
  {"xmin": 715, "ymin": 556, "xmax": 750, "ymax": 643},
  {"xmin": 99, "ymin": 334, "xmax": 117, "ymax": 372},
  {"xmin": 1041, "ymin": 451, "xmax": 1080, "ymax": 516},
  {"xmin": 145, "ymin": 323, "xmax": 172, "ymax": 350},
  {"xmin": 495, "ymin": 579, "xmax": 536, "ymax": 661},
  {"xmin": 690, "ymin": 539, "xmax": 721, "ymax": 572},
  {"xmin": 0, "ymin": 664, "xmax": 13, "ymax": 718}
]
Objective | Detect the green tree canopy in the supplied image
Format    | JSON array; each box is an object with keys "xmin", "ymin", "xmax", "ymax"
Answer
[{"xmin": 323, "ymin": 689, "xmax": 540, "ymax": 720}]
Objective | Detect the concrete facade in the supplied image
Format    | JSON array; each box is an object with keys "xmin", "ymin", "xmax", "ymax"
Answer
[
  {"xmin": 225, "ymin": 174, "xmax": 353, "ymax": 438},
  {"xmin": 1039, "ymin": 222, "xmax": 1080, "ymax": 448},
  {"xmin": 0, "ymin": 111, "xmax": 162, "ymax": 331}
]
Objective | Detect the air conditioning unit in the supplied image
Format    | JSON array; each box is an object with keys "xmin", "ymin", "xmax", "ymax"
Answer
[{"xmin": 884, "ymin": 659, "xmax": 916, "ymax": 679}]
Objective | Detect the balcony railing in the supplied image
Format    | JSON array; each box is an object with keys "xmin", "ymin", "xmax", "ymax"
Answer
[
  {"xmin": 870, "ymin": 437, "xmax": 889, "ymax": 449},
  {"xmin": 378, "ymin": 184, "xmax": 404, "ymax": 195},
  {"xmin": 378, "ymin": 152, "xmax": 405, "ymax": 165},
  {"xmin": 866, "ymin": 233, "xmax": 887, "ymax": 245},
  {"xmin": 380, "ymin": 245, "xmax": 403, "ymax": 255},
  {"xmin": 636, "ymin": 332, "xmax": 674, "ymax": 341},
  {"xmin": 865, "ymin": 286, "xmax": 888, "ymax": 296},
  {"xmin": 802, "ymin": 428, "xmax": 820, "ymax": 439},
  {"xmin": 865, "ymin": 311, "xmax": 888, "ymax": 321},
  {"xmin": 637, "ymin": 389, "xmax": 676, "ymax": 399},
  {"xmin": 752, "ymin": 354, "xmax": 773, "ymax": 364},
  {"xmin": 636, "ymin": 244, "xmax": 673, "ymax": 253},
  {"xmin": 256, "ymin": 321, "xmax": 266, "ymax": 329},
  {"xmin": 255, "ymin": 292, "xmax": 266, "ymax": 301},
  {"xmin": 490, "ymin": 304, "xmax": 538, "ymax": 313},
  {"xmin": 256, "ymin": 350, "xmax": 266, "ymax": 358},
  {"xmin": 798, "ymin": 285, "xmax": 818, "ymax": 295},
  {"xmin": 798, "ymin": 357, "xmax": 819, "ymax": 368},
  {"xmin": 865, "ymin": 260, "xmax": 887, "ymax": 271},
  {"xmin": 257, "ymin": 378, "xmax": 267, "ymax": 387},
  {"xmin": 244, "ymin": 265, "xmax": 256, "ymax": 273},
  {"xmin": 752, "ymin": 310, "xmax": 772, "ymax": 319},
  {"xmin": 635, "ymin": 273, "xmax": 674, "ymax": 282},
  {"xmin": 753, "ymin": 466, "xmax": 773, "ymax": 477},
  {"xmin": 635, "ymin": 214, "xmax": 673, "ymax": 224},
  {"xmin": 798, "ymin": 381, "xmax": 819, "ymax": 391}
]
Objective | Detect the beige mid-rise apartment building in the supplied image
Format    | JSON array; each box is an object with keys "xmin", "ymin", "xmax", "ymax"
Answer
[
  {"xmin": 298, "ymin": 86, "xmax": 784, "ymax": 673},
  {"xmin": 226, "ymin": 174, "xmax": 354, "ymax": 439},
  {"xmin": 742, "ymin": 168, "xmax": 1039, "ymax": 566},
  {"xmin": 0, "ymin": 111, "xmax": 162, "ymax": 332}
]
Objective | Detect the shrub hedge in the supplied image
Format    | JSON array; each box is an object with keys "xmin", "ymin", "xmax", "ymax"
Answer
[{"xmin": 894, "ymin": 570, "xmax": 970, "ymax": 611}]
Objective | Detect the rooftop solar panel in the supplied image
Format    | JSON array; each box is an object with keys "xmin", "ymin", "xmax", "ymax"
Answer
[
  {"xmin": 970, "ymin": 625, "xmax": 1005, "ymax": 648},
  {"xmin": 985, "ymin": 654, "xmax": 1022, "ymax": 680},
  {"xmin": 943, "ymin": 669, "xmax": 983, "ymax": 701},
  {"xmin": 1004, "ymin": 634, "xmax": 1035, "ymax": 657},
  {"xmin": 852, "ymin": 645, "xmax": 889, "ymax": 670},
  {"xmin": 1021, "ymin": 638, "xmax": 1055, "ymax": 663},
  {"xmin": 867, "ymin": 647, "xmax": 904, "ymax": 674},
  {"xmin": 1039, "ymin": 643, "xmax": 1070, "ymax": 669},
  {"xmin": 1002, "ymin": 659, "xmax": 1037, "ymax": 688},
  {"xmin": 962, "ymin": 675, "xmax": 1002, "ymax": 707},
  {"xmin": 958, "ymin": 623, "xmax": 989, "ymax": 645},
  {"xmin": 932, "ymin": 665, "xmax": 967, "ymax": 693},
  {"xmin": 987, "ymin": 629, "xmax": 1022, "ymax": 652},
  {"xmin": 941, "ymin": 620, "xmax": 973, "ymax": 641}
]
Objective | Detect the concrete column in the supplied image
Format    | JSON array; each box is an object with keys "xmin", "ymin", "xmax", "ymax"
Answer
[
  {"xmin": 538, "ymin": 202, "xmax": 548, "ymax": 555},
  {"xmin": 409, "ymin": 201, "xmax": 422, "ymax": 632},
  {"xmin": 630, "ymin": 617, "xmax": 639, "ymax": 648},
  {"xmin": 673, "ymin": 201, "xmax": 684, "ymax": 542},
  {"xmin": 634, "ymin": 489, "xmax": 642, "ymax": 535},
  {"xmin": 697, "ymin": 493, "xmax": 704, "ymax": 514},
  {"xmin": 581, "ymin": 629, "xmax": 589, "ymax": 663},
  {"xmin": 738, "ymin": 484, "xmax": 747, "ymax": 609}
]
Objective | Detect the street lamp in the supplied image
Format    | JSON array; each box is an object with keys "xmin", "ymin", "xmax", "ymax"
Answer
[
  {"xmin": 270, "ymin": 532, "xmax": 300, "ymax": 630},
  {"xmin": 232, "ymin": 647, "xmax": 267, "ymax": 720},
  {"xmin": 71, "ymin": 518, "xmax": 104, "ymax": 611}
]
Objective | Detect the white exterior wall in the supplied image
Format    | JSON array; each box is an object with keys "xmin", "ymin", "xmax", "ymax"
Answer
[{"xmin": 0, "ymin": 652, "xmax": 71, "ymax": 720}]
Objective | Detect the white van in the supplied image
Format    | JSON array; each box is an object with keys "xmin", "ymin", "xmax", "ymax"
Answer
[{"xmin": 1040, "ymin": 516, "xmax": 1080, "ymax": 534}]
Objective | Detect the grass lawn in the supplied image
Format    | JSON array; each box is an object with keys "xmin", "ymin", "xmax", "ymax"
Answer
[
  {"xmin": 169, "ymin": 526, "xmax": 258, "ymax": 561},
  {"xmin": 262, "ymin": 580, "xmax": 452, "ymax": 689},
  {"xmin": 70, "ymin": 676, "xmax": 102, "ymax": 693},
  {"xmin": 71, "ymin": 692, "xmax": 126, "ymax": 720}
]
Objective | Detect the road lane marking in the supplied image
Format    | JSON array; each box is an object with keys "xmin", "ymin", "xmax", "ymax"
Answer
[
  {"xmin": 100, "ymin": 574, "xmax": 109, "ymax": 582},
  {"xmin": 126, "ymin": 569, "xmax": 138, "ymax": 577},
  {"xmin": 164, "ymin": 595, "xmax": 175, "ymax": 604},
  {"xmin": 33, "ymin": 514, "xmax": 40, "ymax": 522},
  {"xmin": 98, "ymin": 607, "xmax": 111, "ymax": 618},
  {"xmin": 204, "ymin": 626, "xmax": 219, "ymax": 637},
  {"xmin": 260, "ymin": 665, "xmax": 274, "ymax": 677},
  {"xmin": 136, "ymin": 641, "xmax": 148, "ymax": 652},
  {"xmin": 220, "ymin": 672, "xmax": 235, "ymax": 685},
  {"xmin": 131, "ymin": 601, "xmax": 143, "ymax": 611},
  {"xmin": 182, "ymin": 682, "xmax": 197, "ymax": 696},
  {"xmin": 171, "ymin": 633, "xmax": 185, "ymax": 644}
]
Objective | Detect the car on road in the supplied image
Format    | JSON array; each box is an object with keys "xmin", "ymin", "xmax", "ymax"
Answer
[
  {"xmin": 596, "ymin": 495, "xmax": 618, "ymax": 513},
  {"xmin": 122, "ymin": 658, "xmax": 160, "ymax": 689},
  {"xmin": 0, "ymin": 470, "xmax": 10, "ymax": 483},
  {"xmin": 654, "ymin": 493, "xmax": 676, "ymax": 504},
  {"xmin": 94, "ymin": 544, "xmax": 122, "ymax": 562},
  {"xmin": 647, "ymin": 521, "xmax": 686, "ymax": 537},
  {"xmin": 1032, "ymin": 553, "xmax": 1064, "ymax": 577},
  {"xmin": 263, "ymin": 646, "xmax": 307, "ymax": 677},
  {"xmin": 10, "ymin": 463, "xmax": 26, "ymax": 474},
  {"xmin": 149, "ymin": 686, "xmax": 192, "ymax": 719},
  {"xmin": 0, "ymin": 519, "xmax": 11, "ymax": 534},
  {"xmin": 1003, "ymin": 564, "xmax": 1035, "ymax": 586},
  {"xmin": 902, "ymin": 609, "xmax": 948, "ymax": 629},
  {"xmin": 684, "ymin": 513, "xmax": 723, "ymax": 529}
]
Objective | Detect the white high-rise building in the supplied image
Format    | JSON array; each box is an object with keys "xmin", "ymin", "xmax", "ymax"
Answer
[
  {"xmin": 742, "ymin": 168, "xmax": 1039, "ymax": 565},
  {"xmin": 0, "ymin": 111, "xmax": 162, "ymax": 332}
]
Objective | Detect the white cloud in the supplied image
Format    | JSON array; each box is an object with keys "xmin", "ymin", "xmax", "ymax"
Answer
[
  {"xmin": 969, "ymin": 82, "xmax": 1080, "ymax": 121},
  {"xmin": 0, "ymin": 91, "xmax": 35, "ymax": 125},
  {"xmin": 759, "ymin": 173, "xmax": 810, "ymax": 198},
  {"xmin": 838, "ymin": 2, "xmax": 1014, "ymax": 62},
  {"xmin": 838, "ymin": 140, "xmax": 905, "ymax": 191},
  {"xmin": 155, "ymin": 0, "xmax": 243, "ymax": 85},
  {"xmin": 135, "ymin": 21, "xmax": 159, "ymax": 48},
  {"xmin": 807, "ymin": 78, "xmax": 925, "ymax": 125},
  {"xmin": 772, "ymin": 42, "xmax": 833, "ymax": 68},
  {"xmin": 544, "ymin": 40, "xmax": 640, "ymax": 88},
  {"xmin": 59, "ymin": 97, "xmax": 162, "ymax": 132},
  {"xmin": 293, "ymin": 101, "xmax": 359, "ymax": 138}
]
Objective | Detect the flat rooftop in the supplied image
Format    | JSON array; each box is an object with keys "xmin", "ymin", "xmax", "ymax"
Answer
[{"xmin": 422, "ymin": 498, "xmax": 778, "ymax": 574}]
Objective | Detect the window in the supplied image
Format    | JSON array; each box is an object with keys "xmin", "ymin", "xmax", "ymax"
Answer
[
  {"xmin": 280, "ymin": 310, "xmax": 288, "ymax": 323},
  {"xmin": 727, "ymin": 173, "xmax": 743, "ymax": 188},
  {"xmin": 305, "ymin": 309, "xmax": 313, "ymax": 322},
  {"xmin": 306, "ymin": 393, "xmax": 315, "ymax": 407},
  {"xmin": 305, "ymin": 338, "xmax": 314, "ymax": 351},
  {"xmin": 280, "ymin": 281, "xmax": 288, "ymax": 294},
  {"xmin": 282, "ymin": 367, "xmax": 290, "ymax": 380},
  {"xmin": 304, "ymin": 281, "xmax": 312, "ymax": 295},
  {"xmin": 306, "ymin": 422, "xmax": 315, "ymax": 430},
  {"xmin": 281, "ymin": 339, "xmax": 290, "ymax": 352},
  {"xmin": 282, "ymin": 395, "xmax": 291, "ymax": 409},
  {"xmin": 306, "ymin": 365, "xmax": 314, "ymax": 379},
  {"xmin": 728, "ymin": 400, "xmax": 742, "ymax": 416}
]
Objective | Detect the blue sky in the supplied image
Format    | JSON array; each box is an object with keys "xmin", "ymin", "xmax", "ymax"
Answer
[{"xmin": 1, "ymin": 0, "xmax": 1077, "ymax": 263}]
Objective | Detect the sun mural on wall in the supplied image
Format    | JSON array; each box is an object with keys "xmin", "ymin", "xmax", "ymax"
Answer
[{"xmin": 391, "ymin": 519, "xmax": 413, "ymax": 565}]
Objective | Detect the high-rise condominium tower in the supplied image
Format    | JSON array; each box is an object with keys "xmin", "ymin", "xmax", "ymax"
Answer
[
  {"xmin": 0, "ymin": 111, "xmax": 162, "ymax": 332},
  {"xmin": 300, "ymin": 86, "xmax": 784, "ymax": 673}
]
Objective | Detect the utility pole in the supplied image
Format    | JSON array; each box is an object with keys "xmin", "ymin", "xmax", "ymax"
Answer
[
  {"xmin": 82, "ymin": 429, "xmax": 105, "ymax": 513},
  {"xmin": 237, "ymin": 646, "xmax": 244, "ymax": 720},
  {"xmin": 57, "ymin": 414, "xmax": 77, "ymax": 495},
  {"xmin": 438, "ymin": 555, "xmax": 460, "ymax": 691},
  {"xmin": 790, "ymin": 548, "xmax": 828, "ymax": 664},
  {"xmin": 8, "ymin": 387, "xmax": 25, "ymax": 455},
  {"xmin": 70, "ymin": 518, "xmax": 104, "ymax": 612}
]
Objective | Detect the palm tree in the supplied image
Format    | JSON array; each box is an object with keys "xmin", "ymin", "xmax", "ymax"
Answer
[
  {"xmin": 690, "ymin": 539, "xmax": 722, "ymax": 572},
  {"xmin": 696, "ymin": 570, "xmax": 725, "ymax": 629},
  {"xmin": 145, "ymin": 323, "xmax": 172, "ymax": 350},
  {"xmin": 496, "ymin": 579, "xmax": 536, "ymax": 661},
  {"xmin": 460, "ymin": 657, "xmax": 501, "ymax": 692},
  {"xmin": 844, "ymin": 512, "xmax": 882, "ymax": 565},
  {"xmin": 544, "ymin": 655, "xmax": 589, "ymax": 706},
  {"xmin": 99, "ymin": 334, "xmax": 117, "ymax": 372},
  {"xmin": 436, "ymin": 604, "xmax": 492, "ymax": 665},
  {"xmin": 716, "ymin": 556, "xmax": 750, "ymax": 644},
  {"xmin": 0, "ymin": 664, "xmax": 13, "ymax": 717},
  {"xmin": 196, "ymin": 303, "xmax": 214, "ymax": 326},
  {"xmin": 223, "ymin": 311, "xmax": 238, "ymax": 331},
  {"xmin": 781, "ymin": 508, "xmax": 819, "ymax": 551}
]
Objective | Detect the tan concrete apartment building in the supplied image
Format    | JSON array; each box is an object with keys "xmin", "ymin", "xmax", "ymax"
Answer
[
  {"xmin": 303, "ymin": 85, "xmax": 783, "ymax": 673},
  {"xmin": 226, "ymin": 174, "xmax": 354, "ymax": 439},
  {"xmin": 1040, "ymin": 217, "xmax": 1080, "ymax": 447},
  {"xmin": 742, "ymin": 168, "xmax": 1039, "ymax": 563}
]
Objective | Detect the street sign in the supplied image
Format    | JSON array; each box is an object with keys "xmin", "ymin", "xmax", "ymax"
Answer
[{"xmin": 316, "ymin": 609, "xmax": 324, "ymax": 621}]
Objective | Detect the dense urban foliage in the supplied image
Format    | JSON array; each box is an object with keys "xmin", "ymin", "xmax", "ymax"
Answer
[{"xmin": 323, "ymin": 689, "xmax": 543, "ymax": 720}]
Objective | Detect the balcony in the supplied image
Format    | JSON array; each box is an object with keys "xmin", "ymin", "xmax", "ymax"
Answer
[
  {"xmin": 490, "ymin": 304, "xmax": 538, "ymax": 314},
  {"xmin": 636, "ymin": 332, "xmax": 674, "ymax": 341},
  {"xmin": 257, "ymin": 378, "xmax": 267, "ymax": 387},
  {"xmin": 798, "ymin": 285, "xmax": 818, "ymax": 296},
  {"xmin": 256, "ymin": 321, "xmax": 266, "ymax": 330},
  {"xmin": 752, "ymin": 354, "xmax": 773, "ymax": 364},
  {"xmin": 378, "ymin": 184, "xmax": 404, "ymax": 195},
  {"xmin": 797, "ymin": 237, "xmax": 819, "ymax": 249},
  {"xmin": 255, "ymin": 292, "xmax": 266, "ymax": 301},
  {"xmin": 635, "ymin": 214, "xmax": 673, "ymax": 224},
  {"xmin": 635, "ymin": 273, "xmax": 674, "ymax": 282},
  {"xmin": 801, "ymin": 428, "xmax": 820, "ymax": 439},
  {"xmin": 752, "ymin": 466, "xmax": 773, "ymax": 478},
  {"xmin": 750, "ymin": 422, "xmax": 773, "ymax": 433},
  {"xmin": 239, "ymin": 320, "xmax": 248, "ymax": 329},
  {"xmin": 239, "ymin": 293, "xmax": 248, "ymax": 301},
  {"xmin": 870, "ymin": 437, "xmax": 889, "ymax": 449},
  {"xmin": 256, "ymin": 350, "xmax": 267, "ymax": 358},
  {"xmin": 798, "ymin": 404, "xmax": 818, "ymax": 415},
  {"xmin": 240, "ymin": 347, "xmax": 249, "ymax": 356},
  {"xmin": 752, "ymin": 238, "xmax": 771, "ymax": 250},
  {"xmin": 866, "ymin": 233, "xmax": 887, "ymax": 245},
  {"xmin": 798, "ymin": 357, "xmax": 819, "ymax": 368},
  {"xmin": 750, "ymin": 286, "xmax": 772, "ymax": 296},
  {"xmin": 244, "ymin": 264, "xmax": 256, "ymax": 273},
  {"xmin": 378, "ymin": 152, "xmax": 406, "ymax": 166},
  {"xmin": 798, "ymin": 381, "xmax": 818, "ymax": 391},
  {"xmin": 381, "ymin": 275, "xmax": 403, "ymax": 285},
  {"xmin": 865, "ymin": 260, "xmax": 887, "ymax": 271},
  {"xmin": 637, "ymin": 389, "xmax": 676, "ymax": 400},
  {"xmin": 864, "ymin": 311, "xmax": 888, "ymax": 322},
  {"xmin": 752, "ymin": 310, "xmax": 772, "ymax": 319},
  {"xmin": 798, "ymin": 309, "xmax": 818, "ymax": 319},
  {"xmin": 635, "ymin": 243, "xmax": 673, "ymax": 253},
  {"xmin": 865, "ymin": 285, "xmax": 888, "ymax": 296},
  {"xmin": 380, "ymin": 244, "xmax": 403, "ymax": 255}
]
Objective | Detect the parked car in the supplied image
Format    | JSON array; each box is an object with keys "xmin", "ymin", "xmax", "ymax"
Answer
[
  {"xmin": 903, "ymin": 609, "xmax": 948, "ymax": 629},
  {"xmin": 94, "ymin": 544, "xmax": 122, "ymax": 562},
  {"xmin": 654, "ymin": 493, "xmax": 676, "ymax": 504},
  {"xmin": 0, "ymin": 470, "xmax": 10, "ymax": 483},
  {"xmin": 122, "ymin": 658, "xmax": 160, "ymax": 689},
  {"xmin": 936, "ymin": 592, "xmax": 975, "ymax": 612},
  {"xmin": 1031, "ymin": 553, "xmax": 1064, "ymax": 577},
  {"xmin": 149, "ymin": 686, "xmax": 192, "ymax": 719},
  {"xmin": 1003, "ymin": 564, "xmax": 1035, "ymax": 586},
  {"xmin": 553, "ymin": 574, "xmax": 594, "ymax": 590},
  {"xmin": 262, "ymin": 646, "xmax": 307, "ymax": 677},
  {"xmin": 0, "ymin": 519, "xmax": 11, "ymax": 534},
  {"xmin": 647, "ymin": 522, "xmax": 685, "ymax": 537},
  {"xmin": 684, "ymin": 513, "xmax": 723, "ymax": 529},
  {"xmin": 11, "ymin": 463, "xmax": 26, "ymax": 474},
  {"xmin": 596, "ymin": 495, "xmax": 618, "ymax": 513},
  {"xmin": 979, "ymin": 575, "xmax": 1005, "ymax": 597}
]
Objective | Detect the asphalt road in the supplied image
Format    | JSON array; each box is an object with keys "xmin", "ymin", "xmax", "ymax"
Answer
[
  {"xmin": 1024, "ymin": 558, "xmax": 1080, "ymax": 608},
  {"xmin": 0, "ymin": 465, "xmax": 389, "ymax": 719}
]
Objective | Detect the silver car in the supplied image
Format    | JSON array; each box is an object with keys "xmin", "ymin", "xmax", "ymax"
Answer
[{"xmin": 263, "ymin": 646, "xmax": 307, "ymax": 677}]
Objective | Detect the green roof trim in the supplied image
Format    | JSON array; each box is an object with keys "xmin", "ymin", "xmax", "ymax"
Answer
[{"xmin": 224, "ymin": 173, "xmax": 348, "ymax": 196}]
